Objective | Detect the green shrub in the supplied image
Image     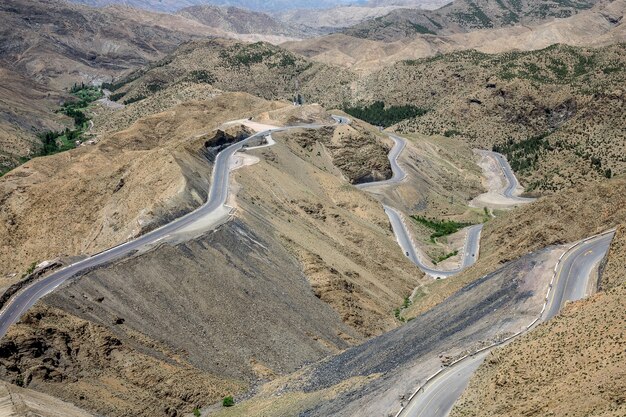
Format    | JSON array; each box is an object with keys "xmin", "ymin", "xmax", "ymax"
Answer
[
  {"xmin": 411, "ymin": 216, "xmax": 473, "ymax": 242},
  {"xmin": 222, "ymin": 396, "xmax": 234, "ymax": 407},
  {"xmin": 343, "ymin": 101, "xmax": 428, "ymax": 127}
]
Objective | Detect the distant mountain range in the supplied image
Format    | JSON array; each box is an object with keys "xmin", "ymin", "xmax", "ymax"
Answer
[
  {"xmin": 70, "ymin": 0, "xmax": 369, "ymax": 12},
  {"xmin": 345, "ymin": 0, "xmax": 603, "ymax": 40}
]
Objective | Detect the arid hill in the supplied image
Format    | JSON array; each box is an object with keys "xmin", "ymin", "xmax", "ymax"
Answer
[
  {"xmin": 345, "ymin": 0, "xmax": 601, "ymax": 41},
  {"xmin": 0, "ymin": 0, "xmax": 221, "ymax": 171},
  {"xmin": 0, "ymin": 0, "xmax": 313, "ymax": 172},
  {"xmin": 283, "ymin": 0, "xmax": 626, "ymax": 72},
  {"xmin": 451, "ymin": 224, "xmax": 626, "ymax": 417},
  {"xmin": 276, "ymin": 0, "xmax": 450, "ymax": 31},
  {"xmin": 103, "ymin": 39, "xmax": 356, "ymax": 108},
  {"xmin": 176, "ymin": 5, "xmax": 314, "ymax": 38},
  {"xmin": 354, "ymin": 43, "xmax": 626, "ymax": 193}
]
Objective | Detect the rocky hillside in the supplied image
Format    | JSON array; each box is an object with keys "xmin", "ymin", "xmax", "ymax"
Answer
[
  {"xmin": 176, "ymin": 5, "xmax": 314, "ymax": 37},
  {"xmin": 403, "ymin": 175, "xmax": 626, "ymax": 320},
  {"xmin": 103, "ymin": 39, "xmax": 356, "ymax": 108},
  {"xmin": 345, "ymin": 0, "xmax": 601, "ymax": 40},
  {"xmin": 0, "ymin": 0, "xmax": 221, "ymax": 172},
  {"xmin": 0, "ymin": 92, "xmax": 283, "ymax": 283},
  {"xmin": 283, "ymin": 0, "xmax": 626, "ymax": 73},
  {"xmin": 356, "ymin": 43, "xmax": 626, "ymax": 192},
  {"xmin": 69, "ymin": 0, "xmax": 361, "ymax": 13},
  {"xmin": 451, "ymin": 225, "xmax": 626, "ymax": 417}
]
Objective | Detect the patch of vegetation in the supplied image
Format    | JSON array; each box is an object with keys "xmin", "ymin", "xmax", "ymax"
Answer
[
  {"xmin": 60, "ymin": 84, "xmax": 102, "ymax": 128},
  {"xmin": 394, "ymin": 295, "xmax": 412, "ymax": 322},
  {"xmin": 192, "ymin": 408, "xmax": 201, "ymax": 417},
  {"xmin": 222, "ymin": 396, "xmax": 235, "ymax": 407},
  {"xmin": 410, "ymin": 23, "xmax": 436, "ymax": 35},
  {"xmin": 4, "ymin": 83, "xmax": 102, "ymax": 174},
  {"xmin": 221, "ymin": 43, "xmax": 277, "ymax": 67},
  {"xmin": 433, "ymin": 250, "xmax": 458, "ymax": 265},
  {"xmin": 493, "ymin": 133, "xmax": 553, "ymax": 172},
  {"xmin": 102, "ymin": 70, "xmax": 144, "ymax": 92},
  {"xmin": 452, "ymin": 1, "xmax": 493, "ymax": 28},
  {"xmin": 343, "ymin": 101, "xmax": 428, "ymax": 127},
  {"xmin": 411, "ymin": 216, "xmax": 473, "ymax": 242},
  {"xmin": 444, "ymin": 129, "xmax": 463, "ymax": 137},
  {"xmin": 145, "ymin": 82, "xmax": 163, "ymax": 93},
  {"xmin": 21, "ymin": 261, "xmax": 38, "ymax": 279},
  {"xmin": 109, "ymin": 92, "xmax": 126, "ymax": 101},
  {"xmin": 188, "ymin": 70, "xmax": 216, "ymax": 84},
  {"xmin": 425, "ymin": 15, "xmax": 443, "ymax": 30},
  {"xmin": 123, "ymin": 95, "xmax": 147, "ymax": 105}
]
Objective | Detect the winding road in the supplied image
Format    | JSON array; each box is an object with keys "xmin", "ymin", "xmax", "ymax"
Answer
[
  {"xmin": 384, "ymin": 206, "xmax": 482, "ymax": 278},
  {"xmin": 357, "ymin": 133, "xmax": 485, "ymax": 278},
  {"xmin": 398, "ymin": 230, "xmax": 615, "ymax": 417},
  {"xmin": 356, "ymin": 134, "xmax": 407, "ymax": 189},
  {"xmin": 0, "ymin": 118, "xmax": 346, "ymax": 339},
  {"xmin": 485, "ymin": 150, "xmax": 536, "ymax": 201}
]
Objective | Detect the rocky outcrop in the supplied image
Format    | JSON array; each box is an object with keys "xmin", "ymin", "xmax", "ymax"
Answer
[{"xmin": 0, "ymin": 305, "xmax": 242, "ymax": 417}]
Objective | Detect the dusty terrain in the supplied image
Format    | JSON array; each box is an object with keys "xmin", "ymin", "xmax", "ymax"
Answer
[
  {"xmin": 451, "ymin": 226, "xmax": 626, "ymax": 417},
  {"xmin": 209, "ymin": 246, "xmax": 562, "ymax": 417},
  {"xmin": 345, "ymin": 0, "xmax": 601, "ymax": 41},
  {"xmin": 176, "ymin": 5, "xmax": 312, "ymax": 38},
  {"xmin": 0, "ymin": 0, "xmax": 311, "ymax": 169},
  {"xmin": 283, "ymin": 0, "xmax": 625, "ymax": 73},
  {"xmin": 356, "ymin": 43, "xmax": 626, "ymax": 193},
  {"xmin": 0, "ymin": 380, "xmax": 93, "ymax": 417},
  {"xmin": 0, "ymin": 93, "xmax": 287, "ymax": 286},
  {"xmin": 105, "ymin": 38, "xmax": 356, "ymax": 108},
  {"xmin": 0, "ymin": 110, "xmax": 427, "ymax": 416},
  {"xmin": 0, "ymin": 304, "xmax": 244, "ymax": 417},
  {"xmin": 402, "ymin": 176, "xmax": 626, "ymax": 319}
]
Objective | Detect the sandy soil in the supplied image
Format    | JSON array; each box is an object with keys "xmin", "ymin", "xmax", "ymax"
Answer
[
  {"xmin": 0, "ymin": 381, "xmax": 93, "ymax": 417},
  {"xmin": 470, "ymin": 150, "xmax": 531, "ymax": 209}
]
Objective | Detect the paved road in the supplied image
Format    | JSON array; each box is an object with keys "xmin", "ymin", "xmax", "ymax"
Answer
[
  {"xmin": 356, "ymin": 134, "xmax": 407, "ymax": 190},
  {"xmin": 545, "ymin": 232, "xmax": 614, "ymax": 319},
  {"xmin": 357, "ymin": 133, "xmax": 482, "ymax": 277},
  {"xmin": 398, "ymin": 231, "xmax": 614, "ymax": 417},
  {"xmin": 0, "ymin": 118, "xmax": 347, "ymax": 339},
  {"xmin": 484, "ymin": 150, "xmax": 535, "ymax": 201},
  {"xmin": 384, "ymin": 206, "xmax": 482, "ymax": 278}
]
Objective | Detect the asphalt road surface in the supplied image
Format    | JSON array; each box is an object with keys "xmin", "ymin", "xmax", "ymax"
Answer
[
  {"xmin": 485, "ymin": 150, "xmax": 536, "ymax": 201},
  {"xmin": 398, "ymin": 231, "xmax": 614, "ymax": 417},
  {"xmin": 357, "ymin": 133, "xmax": 482, "ymax": 277},
  {"xmin": 356, "ymin": 134, "xmax": 407, "ymax": 190},
  {"xmin": 384, "ymin": 205, "xmax": 482, "ymax": 278},
  {"xmin": 0, "ymin": 118, "xmax": 346, "ymax": 339}
]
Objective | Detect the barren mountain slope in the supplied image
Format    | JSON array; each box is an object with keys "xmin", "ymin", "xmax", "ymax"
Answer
[
  {"xmin": 0, "ymin": 0, "xmax": 220, "ymax": 91},
  {"xmin": 450, "ymin": 226, "xmax": 626, "ymax": 417},
  {"xmin": 105, "ymin": 39, "xmax": 356, "ymax": 108},
  {"xmin": 208, "ymin": 245, "xmax": 562, "ymax": 417},
  {"xmin": 0, "ymin": 92, "xmax": 286, "ymax": 286},
  {"xmin": 0, "ymin": 0, "xmax": 222, "ymax": 170},
  {"xmin": 176, "ymin": 5, "xmax": 311, "ymax": 37},
  {"xmin": 0, "ymin": 109, "xmax": 431, "ymax": 416},
  {"xmin": 0, "ymin": 304, "xmax": 245, "ymax": 417},
  {"xmin": 0, "ymin": 380, "xmax": 94, "ymax": 417},
  {"xmin": 403, "ymin": 176, "xmax": 626, "ymax": 319},
  {"xmin": 0, "ymin": 106, "xmax": 491, "ymax": 417},
  {"xmin": 345, "ymin": 0, "xmax": 602, "ymax": 41},
  {"xmin": 68, "ymin": 0, "xmax": 360, "ymax": 13},
  {"xmin": 355, "ymin": 43, "xmax": 626, "ymax": 193},
  {"xmin": 0, "ymin": 69, "xmax": 70, "ymax": 174},
  {"xmin": 282, "ymin": 0, "xmax": 625, "ymax": 72}
]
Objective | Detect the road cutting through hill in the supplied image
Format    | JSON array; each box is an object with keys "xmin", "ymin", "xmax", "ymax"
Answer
[{"xmin": 0, "ymin": 117, "xmax": 346, "ymax": 339}]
